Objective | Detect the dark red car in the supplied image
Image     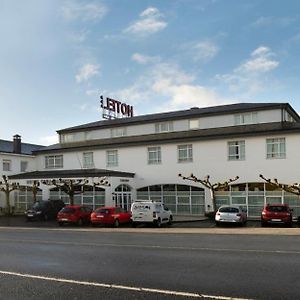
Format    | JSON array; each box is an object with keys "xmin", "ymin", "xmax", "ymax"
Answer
[
  {"xmin": 57, "ymin": 205, "xmax": 92, "ymax": 226},
  {"xmin": 261, "ymin": 203, "xmax": 293, "ymax": 227},
  {"xmin": 90, "ymin": 206, "xmax": 131, "ymax": 227}
]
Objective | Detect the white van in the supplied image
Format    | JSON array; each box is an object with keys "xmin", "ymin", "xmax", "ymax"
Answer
[{"xmin": 131, "ymin": 201, "xmax": 173, "ymax": 227}]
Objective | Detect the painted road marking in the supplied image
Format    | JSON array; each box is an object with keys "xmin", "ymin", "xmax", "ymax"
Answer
[
  {"xmin": 0, "ymin": 269, "xmax": 252, "ymax": 300},
  {"xmin": 0, "ymin": 237, "xmax": 299, "ymax": 255}
]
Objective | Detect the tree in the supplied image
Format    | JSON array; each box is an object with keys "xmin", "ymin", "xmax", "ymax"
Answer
[
  {"xmin": 32, "ymin": 180, "xmax": 41, "ymax": 203},
  {"xmin": 42, "ymin": 178, "xmax": 110, "ymax": 205},
  {"xmin": 0, "ymin": 175, "xmax": 19, "ymax": 215},
  {"xmin": 259, "ymin": 174, "xmax": 300, "ymax": 196},
  {"xmin": 178, "ymin": 173, "xmax": 239, "ymax": 213}
]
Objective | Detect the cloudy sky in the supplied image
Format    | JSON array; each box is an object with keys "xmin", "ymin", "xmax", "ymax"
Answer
[{"xmin": 1, "ymin": 0, "xmax": 300, "ymax": 145}]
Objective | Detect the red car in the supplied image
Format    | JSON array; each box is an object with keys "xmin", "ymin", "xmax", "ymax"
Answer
[
  {"xmin": 261, "ymin": 203, "xmax": 293, "ymax": 227},
  {"xmin": 57, "ymin": 205, "xmax": 92, "ymax": 226},
  {"xmin": 90, "ymin": 206, "xmax": 131, "ymax": 227}
]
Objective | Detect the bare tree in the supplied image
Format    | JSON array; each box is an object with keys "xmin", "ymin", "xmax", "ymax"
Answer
[
  {"xmin": 32, "ymin": 180, "xmax": 41, "ymax": 203},
  {"xmin": 259, "ymin": 174, "xmax": 300, "ymax": 196},
  {"xmin": 178, "ymin": 173, "xmax": 239, "ymax": 213},
  {"xmin": 0, "ymin": 175, "xmax": 19, "ymax": 215},
  {"xmin": 41, "ymin": 178, "xmax": 110, "ymax": 205}
]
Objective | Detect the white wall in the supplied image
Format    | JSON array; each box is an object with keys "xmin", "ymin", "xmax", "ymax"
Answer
[
  {"xmin": 0, "ymin": 153, "xmax": 36, "ymax": 177},
  {"xmin": 59, "ymin": 109, "xmax": 284, "ymax": 143}
]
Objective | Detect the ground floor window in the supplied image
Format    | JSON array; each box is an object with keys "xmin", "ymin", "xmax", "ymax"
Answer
[
  {"xmin": 49, "ymin": 185, "xmax": 105, "ymax": 210},
  {"xmin": 14, "ymin": 186, "xmax": 43, "ymax": 212},
  {"xmin": 215, "ymin": 182, "xmax": 300, "ymax": 217},
  {"xmin": 137, "ymin": 184, "xmax": 205, "ymax": 215}
]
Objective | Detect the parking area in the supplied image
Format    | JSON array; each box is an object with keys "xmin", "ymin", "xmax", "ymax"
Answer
[{"xmin": 0, "ymin": 215, "xmax": 298, "ymax": 229}]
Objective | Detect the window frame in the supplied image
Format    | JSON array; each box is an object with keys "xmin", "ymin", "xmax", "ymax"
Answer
[
  {"xmin": 147, "ymin": 146, "xmax": 162, "ymax": 165},
  {"xmin": 45, "ymin": 155, "xmax": 63, "ymax": 169},
  {"xmin": 266, "ymin": 138, "xmax": 286, "ymax": 159},
  {"xmin": 155, "ymin": 122, "xmax": 173, "ymax": 133},
  {"xmin": 234, "ymin": 112, "xmax": 257, "ymax": 125},
  {"xmin": 3, "ymin": 159, "xmax": 11, "ymax": 171},
  {"xmin": 228, "ymin": 140, "xmax": 246, "ymax": 161},
  {"xmin": 189, "ymin": 119, "xmax": 200, "ymax": 130},
  {"xmin": 20, "ymin": 161, "xmax": 28, "ymax": 172},
  {"xmin": 83, "ymin": 152, "xmax": 94, "ymax": 168},
  {"xmin": 111, "ymin": 127, "xmax": 127, "ymax": 138},
  {"xmin": 178, "ymin": 144, "xmax": 193, "ymax": 163},
  {"xmin": 106, "ymin": 150, "xmax": 118, "ymax": 167}
]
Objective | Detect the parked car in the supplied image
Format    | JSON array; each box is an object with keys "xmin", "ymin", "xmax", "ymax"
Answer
[
  {"xmin": 215, "ymin": 205, "xmax": 247, "ymax": 226},
  {"xmin": 25, "ymin": 200, "xmax": 65, "ymax": 221},
  {"xmin": 261, "ymin": 203, "xmax": 293, "ymax": 227},
  {"xmin": 131, "ymin": 201, "xmax": 172, "ymax": 227},
  {"xmin": 90, "ymin": 206, "xmax": 131, "ymax": 227},
  {"xmin": 57, "ymin": 205, "xmax": 92, "ymax": 226}
]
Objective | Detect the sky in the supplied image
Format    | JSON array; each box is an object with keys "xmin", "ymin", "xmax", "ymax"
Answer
[{"xmin": 1, "ymin": 0, "xmax": 300, "ymax": 145}]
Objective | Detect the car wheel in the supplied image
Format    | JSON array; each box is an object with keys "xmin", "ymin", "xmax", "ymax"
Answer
[
  {"xmin": 44, "ymin": 214, "xmax": 49, "ymax": 221},
  {"xmin": 77, "ymin": 218, "xmax": 83, "ymax": 226},
  {"xmin": 114, "ymin": 219, "xmax": 120, "ymax": 228},
  {"xmin": 168, "ymin": 216, "xmax": 173, "ymax": 226},
  {"xmin": 155, "ymin": 218, "xmax": 161, "ymax": 228}
]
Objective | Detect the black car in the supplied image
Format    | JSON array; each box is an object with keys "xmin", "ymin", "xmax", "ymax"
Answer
[{"xmin": 25, "ymin": 200, "xmax": 65, "ymax": 221}]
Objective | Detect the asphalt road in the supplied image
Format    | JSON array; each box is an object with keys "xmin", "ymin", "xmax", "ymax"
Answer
[{"xmin": 0, "ymin": 227, "xmax": 300, "ymax": 300}]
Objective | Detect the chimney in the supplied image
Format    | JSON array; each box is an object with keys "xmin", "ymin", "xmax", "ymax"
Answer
[{"xmin": 13, "ymin": 134, "xmax": 21, "ymax": 154}]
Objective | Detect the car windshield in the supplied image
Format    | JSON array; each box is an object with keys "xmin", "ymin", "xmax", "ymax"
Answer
[
  {"xmin": 60, "ymin": 207, "xmax": 75, "ymax": 214},
  {"xmin": 266, "ymin": 206, "xmax": 288, "ymax": 212},
  {"xmin": 219, "ymin": 207, "xmax": 239, "ymax": 213},
  {"xmin": 32, "ymin": 202, "xmax": 46, "ymax": 209},
  {"xmin": 96, "ymin": 208, "xmax": 111, "ymax": 214}
]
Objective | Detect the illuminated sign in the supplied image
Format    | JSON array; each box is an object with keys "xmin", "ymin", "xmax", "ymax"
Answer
[{"xmin": 100, "ymin": 96, "xmax": 133, "ymax": 119}]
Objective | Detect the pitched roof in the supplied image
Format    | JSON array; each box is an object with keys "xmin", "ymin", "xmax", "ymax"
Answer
[
  {"xmin": 0, "ymin": 139, "xmax": 45, "ymax": 155},
  {"xmin": 57, "ymin": 102, "xmax": 300, "ymax": 133},
  {"xmin": 34, "ymin": 121, "xmax": 300, "ymax": 154}
]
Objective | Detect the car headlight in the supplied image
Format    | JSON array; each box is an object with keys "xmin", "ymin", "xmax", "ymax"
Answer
[{"xmin": 36, "ymin": 211, "xmax": 42, "ymax": 214}]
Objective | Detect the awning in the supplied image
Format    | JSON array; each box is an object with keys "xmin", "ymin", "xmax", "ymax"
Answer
[{"xmin": 8, "ymin": 168, "xmax": 135, "ymax": 180}]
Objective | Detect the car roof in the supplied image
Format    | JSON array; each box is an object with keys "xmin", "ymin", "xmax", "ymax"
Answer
[
  {"xmin": 64, "ymin": 205, "xmax": 84, "ymax": 208},
  {"xmin": 218, "ymin": 205, "xmax": 241, "ymax": 209}
]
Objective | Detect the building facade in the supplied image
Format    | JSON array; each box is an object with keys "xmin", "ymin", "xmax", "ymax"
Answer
[
  {"xmin": 8, "ymin": 103, "xmax": 300, "ymax": 217},
  {"xmin": 0, "ymin": 135, "xmax": 44, "ymax": 212}
]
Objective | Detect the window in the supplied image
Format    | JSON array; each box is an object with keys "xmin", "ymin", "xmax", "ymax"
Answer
[
  {"xmin": 106, "ymin": 150, "xmax": 118, "ymax": 167},
  {"xmin": 155, "ymin": 122, "xmax": 173, "ymax": 133},
  {"xmin": 148, "ymin": 146, "xmax": 161, "ymax": 164},
  {"xmin": 178, "ymin": 144, "xmax": 193, "ymax": 162},
  {"xmin": 111, "ymin": 127, "xmax": 127, "ymax": 138},
  {"xmin": 228, "ymin": 141, "xmax": 245, "ymax": 160},
  {"xmin": 3, "ymin": 159, "xmax": 11, "ymax": 171},
  {"xmin": 189, "ymin": 119, "xmax": 199, "ymax": 130},
  {"xmin": 266, "ymin": 138, "xmax": 286, "ymax": 159},
  {"xmin": 83, "ymin": 152, "xmax": 94, "ymax": 168},
  {"xmin": 45, "ymin": 155, "xmax": 63, "ymax": 169},
  {"xmin": 234, "ymin": 112, "xmax": 257, "ymax": 125},
  {"xmin": 20, "ymin": 161, "xmax": 28, "ymax": 172}
]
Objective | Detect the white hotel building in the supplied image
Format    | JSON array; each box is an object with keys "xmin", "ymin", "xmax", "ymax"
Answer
[{"xmin": 9, "ymin": 102, "xmax": 300, "ymax": 218}]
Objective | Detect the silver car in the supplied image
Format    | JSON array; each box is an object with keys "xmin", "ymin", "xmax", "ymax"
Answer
[{"xmin": 215, "ymin": 205, "xmax": 247, "ymax": 226}]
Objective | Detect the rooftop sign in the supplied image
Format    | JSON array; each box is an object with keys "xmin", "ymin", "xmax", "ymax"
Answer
[{"xmin": 100, "ymin": 96, "xmax": 134, "ymax": 119}]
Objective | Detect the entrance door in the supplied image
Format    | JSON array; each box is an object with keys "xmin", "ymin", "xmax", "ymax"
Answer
[{"xmin": 114, "ymin": 184, "xmax": 132, "ymax": 211}]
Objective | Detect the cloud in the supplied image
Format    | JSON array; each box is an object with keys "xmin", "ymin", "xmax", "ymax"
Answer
[
  {"xmin": 124, "ymin": 7, "xmax": 167, "ymax": 36},
  {"xmin": 251, "ymin": 16, "xmax": 295, "ymax": 28},
  {"xmin": 216, "ymin": 46, "xmax": 279, "ymax": 95},
  {"xmin": 191, "ymin": 41, "xmax": 219, "ymax": 62},
  {"xmin": 131, "ymin": 53, "xmax": 160, "ymax": 64},
  {"xmin": 40, "ymin": 135, "xmax": 59, "ymax": 146},
  {"xmin": 61, "ymin": 1, "xmax": 108, "ymax": 22},
  {"xmin": 237, "ymin": 46, "xmax": 279, "ymax": 73},
  {"xmin": 75, "ymin": 64, "xmax": 100, "ymax": 83},
  {"xmin": 115, "ymin": 61, "xmax": 225, "ymax": 112}
]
